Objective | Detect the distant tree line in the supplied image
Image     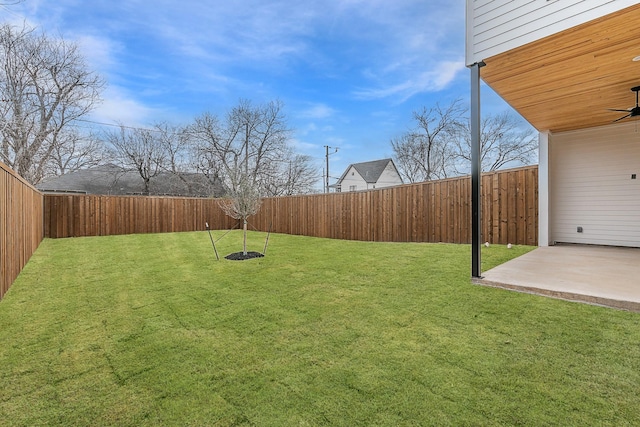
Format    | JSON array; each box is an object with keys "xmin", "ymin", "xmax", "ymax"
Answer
[
  {"xmin": 105, "ymin": 99, "xmax": 319, "ymax": 197},
  {"xmin": 391, "ymin": 99, "xmax": 538, "ymax": 183}
]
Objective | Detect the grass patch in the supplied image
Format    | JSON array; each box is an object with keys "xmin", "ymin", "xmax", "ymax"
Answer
[{"xmin": 1, "ymin": 231, "xmax": 639, "ymax": 426}]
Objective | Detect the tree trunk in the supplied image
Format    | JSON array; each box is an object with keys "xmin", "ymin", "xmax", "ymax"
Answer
[{"xmin": 243, "ymin": 219, "xmax": 248, "ymax": 255}]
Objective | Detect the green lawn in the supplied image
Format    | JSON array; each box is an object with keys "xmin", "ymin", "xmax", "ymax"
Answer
[{"xmin": 1, "ymin": 231, "xmax": 639, "ymax": 426}]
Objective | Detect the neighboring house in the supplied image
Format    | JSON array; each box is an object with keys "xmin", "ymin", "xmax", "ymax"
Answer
[
  {"xmin": 466, "ymin": 2, "xmax": 640, "ymax": 273},
  {"xmin": 36, "ymin": 164, "xmax": 226, "ymax": 197},
  {"xmin": 334, "ymin": 158, "xmax": 403, "ymax": 192}
]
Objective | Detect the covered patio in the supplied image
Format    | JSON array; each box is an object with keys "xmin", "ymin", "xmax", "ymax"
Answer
[
  {"xmin": 466, "ymin": 2, "xmax": 640, "ymax": 309},
  {"xmin": 475, "ymin": 245, "xmax": 640, "ymax": 312}
]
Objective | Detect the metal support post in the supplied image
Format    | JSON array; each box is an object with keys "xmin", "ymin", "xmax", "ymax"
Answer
[{"xmin": 470, "ymin": 61, "xmax": 485, "ymax": 278}]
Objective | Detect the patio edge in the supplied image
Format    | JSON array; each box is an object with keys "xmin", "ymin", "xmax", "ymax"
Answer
[{"xmin": 472, "ymin": 278, "xmax": 640, "ymax": 313}]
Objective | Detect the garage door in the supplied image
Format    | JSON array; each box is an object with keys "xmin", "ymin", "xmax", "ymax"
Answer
[{"xmin": 550, "ymin": 122, "xmax": 640, "ymax": 247}]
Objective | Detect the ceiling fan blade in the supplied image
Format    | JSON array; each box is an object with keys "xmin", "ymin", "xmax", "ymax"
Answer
[
  {"xmin": 613, "ymin": 113, "xmax": 632, "ymax": 122},
  {"xmin": 608, "ymin": 108, "xmax": 632, "ymax": 112}
]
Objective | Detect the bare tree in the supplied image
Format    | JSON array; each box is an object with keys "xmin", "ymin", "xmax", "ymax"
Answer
[
  {"xmin": 391, "ymin": 99, "xmax": 466, "ymax": 183},
  {"xmin": 45, "ymin": 129, "xmax": 106, "ymax": 177},
  {"xmin": 0, "ymin": 23, "xmax": 105, "ymax": 183},
  {"xmin": 189, "ymin": 99, "xmax": 292, "ymax": 195},
  {"xmin": 150, "ymin": 121, "xmax": 201, "ymax": 194},
  {"xmin": 188, "ymin": 111, "xmax": 230, "ymax": 193},
  {"xmin": 218, "ymin": 175, "xmax": 262, "ymax": 256},
  {"xmin": 261, "ymin": 151, "xmax": 319, "ymax": 196},
  {"xmin": 106, "ymin": 125, "xmax": 167, "ymax": 195},
  {"xmin": 452, "ymin": 112, "xmax": 538, "ymax": 173},
  {"xmin": 150, "ymin": 122, "xmax": 187, "ymax": 174}
]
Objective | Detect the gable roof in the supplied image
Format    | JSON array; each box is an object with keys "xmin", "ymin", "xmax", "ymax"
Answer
[
  {"xmin": 337, "ymin": 158, "xmax": 397, "ymax": 184},
  {"xmin": 36, "ymin": 164, "xmax": 226, "ymax": 197}
]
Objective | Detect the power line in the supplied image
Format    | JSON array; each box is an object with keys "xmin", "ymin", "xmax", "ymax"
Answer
[
  {"xmin": 0, "ymin": 4, "xmax": 27, "ymax": 20},
  {"xmin": 75, "ymin": 118, "xmax": 161, "ymax": 133}
]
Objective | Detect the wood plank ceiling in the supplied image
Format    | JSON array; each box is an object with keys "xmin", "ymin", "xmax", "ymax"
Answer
[{"xmin": 480, "ymin": 3, "xmax": 640, "ymax": 133}]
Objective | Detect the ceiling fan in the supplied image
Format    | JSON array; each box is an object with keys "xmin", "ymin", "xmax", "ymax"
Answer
[{"xmin": 609, "ymin": 86, "xmax": 640, "ymax": 122}]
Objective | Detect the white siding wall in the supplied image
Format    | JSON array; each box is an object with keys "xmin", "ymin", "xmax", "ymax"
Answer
[
  {"xmin": 550, "ymin": 122, "xmax": 640, "ymax": 247},
  {"xmin": 339, "ymin": 166, "xmax": 367, "ymax": 192},
  {"xmin": 466, "ymin": 0, "xmax": 637, "ymax": 65},
  {"xmin": 375, "ymin": 163, "xmax": 403, "ymax": 189},
  {"xmin": 337, "ymin": 163, "xmax": 402, "ymax": 192}
]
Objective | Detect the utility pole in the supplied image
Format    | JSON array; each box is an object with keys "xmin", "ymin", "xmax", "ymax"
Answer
[{"xmin": 324, "ymin": 145, "xmax": 338, "ymax": 193}]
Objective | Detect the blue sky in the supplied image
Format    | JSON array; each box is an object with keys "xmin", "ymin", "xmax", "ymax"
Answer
[{"xmin": 5, "ymin": 0, "xmax": 519, "ymax": 187}]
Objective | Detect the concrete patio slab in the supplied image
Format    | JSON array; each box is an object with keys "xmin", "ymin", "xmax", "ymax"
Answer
[{"xmin": 474, "ymin": 245, "xmax": 640, "ymax": 311}]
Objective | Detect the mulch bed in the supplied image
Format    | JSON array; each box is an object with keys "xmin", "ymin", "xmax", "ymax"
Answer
[{"xmin": 225, "ymin": 251, "xmax": 265, "ymax": 261}]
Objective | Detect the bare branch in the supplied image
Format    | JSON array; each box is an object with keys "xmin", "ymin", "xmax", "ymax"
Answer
[
  {"xmin": 218, "ymin": 175, "xmax": 262, "ymax": 255},
  {"xmin": 391, "ymin": 99, "xmax": 466, "ymax": 183},
  {"xmin": 452, "ymin": 112, "xmax": 537, "ymax": 173},
  {"xmin": 105, "ymin": 125, "xmax": 167, "ymax": 195},
  {"xmin": 187, "ymin": 99, "xmax": 307, "ymax": 196},
  {"xmin": 45, "ymin": 128, "xmax": 106, "ymax": 177},
  {"xmin": 0, "ymin": 23, "xmax": 105, "ymax": 183}
]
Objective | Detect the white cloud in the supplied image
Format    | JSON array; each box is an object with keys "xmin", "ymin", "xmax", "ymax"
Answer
[
  {"xmin": 137, "ymin": 1, "xmax": 316, "ymax": 69},
  {"xmin": 296, "ymin": 103, "xmax": 337, "ymax": 120},
  {"xmin": 353, "ymin": 60, "xmax": 466, "ymax": 102},
  {"xmin": 90, "ymin": 86, "xmax": 162, "ymax": 126},
  {"xmin": 290, "ymin": 137, "xmax": 321, "ymax": 155},
  {"xmin": 74, "ymin": 34, "xmax": 122, "ymax": 74}
]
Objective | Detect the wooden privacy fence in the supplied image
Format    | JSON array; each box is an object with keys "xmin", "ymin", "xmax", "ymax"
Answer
[
  {"xmin": 44, "ymin": 195, "xmax": 237, "ymax": 238},
  {"xmin": 0, "ymin": 162, "xmax": 44, "ymax": 299},
  {"xmin": 259, "ymin": 165, "xmax": 537, "ymax": 245},
  {"xmin": 44, "ymin": 166, "xmax": 538, "ymax": 246}
]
